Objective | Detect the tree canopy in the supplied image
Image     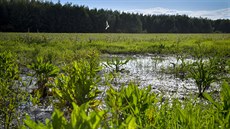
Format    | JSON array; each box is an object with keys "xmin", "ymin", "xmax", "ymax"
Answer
[{"xmin": 0, "ymin": 0, "xmax": 229, "ymax": 33}]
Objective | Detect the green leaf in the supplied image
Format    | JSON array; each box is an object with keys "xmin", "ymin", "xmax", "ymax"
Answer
[
  {"xmin": 24, "ymin": 115, "xmax": 48, "ymax": 129},
  {"xmin": 203, "ymin": 92, "xmax": 221, "ymax": 110},
  {"xmin": 52, "ymin": 109, "xmax": 66, "ymax": 129},
  {"xmin": 126, "ymin": 116, "xmax": 137, "ymax": 129},
  {"xmin": 132, "ymin": 94, "xmax": 137, "ymax": 106},
  {"xmin": 71, "ymin": 103, "xmax": 79, "ymax": 128}
]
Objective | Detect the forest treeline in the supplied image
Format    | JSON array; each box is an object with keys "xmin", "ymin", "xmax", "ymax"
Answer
[{"xmin": 0, "ymin": 0, "xmax": 230, "ymax": 33}]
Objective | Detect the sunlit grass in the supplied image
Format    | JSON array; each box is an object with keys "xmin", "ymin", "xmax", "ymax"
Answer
[{"xmin": 0, "ymin": 33, "xmax": 229, "ymax": 65}]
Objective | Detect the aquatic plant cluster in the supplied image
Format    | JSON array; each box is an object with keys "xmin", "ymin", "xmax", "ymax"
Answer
[{"xmin": 0, "ymin": 33, "xmax": 229, "ymax": 128}]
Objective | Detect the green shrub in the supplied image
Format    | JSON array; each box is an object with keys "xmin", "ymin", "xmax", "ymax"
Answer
[
  {"xmin": 0, "ymin": 51, "xmax": 26, "ymax": 129},
  {"xmin": 28, "ymin": 57, "xmax": 59, "ymax": 101},
  {"xmin": 53, "ymin": 60, "xmax": 101, "ymax": 110}
]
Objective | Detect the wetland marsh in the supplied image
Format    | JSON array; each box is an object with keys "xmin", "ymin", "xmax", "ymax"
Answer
[{"xmin": 0, "ymin": 33, "xmax": 229, "ymax": 128}]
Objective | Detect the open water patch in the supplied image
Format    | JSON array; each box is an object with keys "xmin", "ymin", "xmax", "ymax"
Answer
[{"xmin": 100, "ymin": 54, "xmax": 220, "ymax": 99}]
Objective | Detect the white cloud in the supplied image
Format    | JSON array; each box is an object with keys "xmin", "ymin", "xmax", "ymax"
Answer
[{"xmin": 126, "ymin": 7, "xmax": 230, "ymax": 20}]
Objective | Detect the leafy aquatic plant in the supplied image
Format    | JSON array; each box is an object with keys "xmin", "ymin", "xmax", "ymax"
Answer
[
  {"xmin": 188, "ymin": 55, "xmax": 224, "ymax": 97},
  {"xmin": 103, "ymin": 56, "xmax": 130, "ymax": 73},
  {"xmin": 105, "ymin": 83, "xmax": 156, "ymax": 128},
  {"xmin": 28, "ymin": 57, "xmax": 59, "ymax": 100},
  {"xmin": 53, "ymin": 60, "xmax": 101, "ymax": 110},
  {"xmin": 186, "ymin": 43, "xmax": 228, "ymax": 97}
]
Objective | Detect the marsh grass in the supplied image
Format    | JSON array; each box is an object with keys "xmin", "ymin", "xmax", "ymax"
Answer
[{"xmin": 0, "ymin": 33, "xmax": 229, "ymax": 64}]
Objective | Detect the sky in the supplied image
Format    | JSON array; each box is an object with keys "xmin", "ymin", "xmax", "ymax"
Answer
[{"xmin": 51, "ymin": 0, "xmax": 230, "ymax": 20}]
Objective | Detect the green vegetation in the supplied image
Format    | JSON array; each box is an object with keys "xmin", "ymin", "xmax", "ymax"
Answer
[
  {"xmin": 53, "ymin": 60, "xmax": 101, "ymax": 110},
  {"xmin": 23, "ymin": 103, "xmax": 105, "ymax": 129},
  {"xmin": 105, "ymin": 84, "xmax": 156, "ymax": 128},
  {"xmin": 0, "ymin": 33, "xmax": 229, "ymax": 128},
  {"xmin": 0, "ymin": 33, "xmax": 230, "ymax": 64},
  {"xmin": 0, "ymin": 52, "xmax": 27, "ymax": 129},
  {"xmin": 23, "ymin": 82, "xmax": 230, "ymax": 129},
  {"xmin": 28, "ymin": 57, "xmax": 59, "ymax": 100},
  {"xmin": 103, "ymin": 57, "xmax": 130, "ymax": 73}
]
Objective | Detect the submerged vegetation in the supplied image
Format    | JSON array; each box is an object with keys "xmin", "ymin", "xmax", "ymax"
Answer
[{"xmin": 0, "ymin": 33, "xmax": 230, "ymax": 128}]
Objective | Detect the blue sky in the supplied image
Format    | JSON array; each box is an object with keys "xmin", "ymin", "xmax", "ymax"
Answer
[{"xmin": 51, "ymin": 0, "xmax": 230, "ymax": 19}]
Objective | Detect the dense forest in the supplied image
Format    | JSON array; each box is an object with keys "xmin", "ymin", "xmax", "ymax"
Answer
[{"xmin": 0, "ymin": 0, "xmax": 230, "ymax": 33}]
